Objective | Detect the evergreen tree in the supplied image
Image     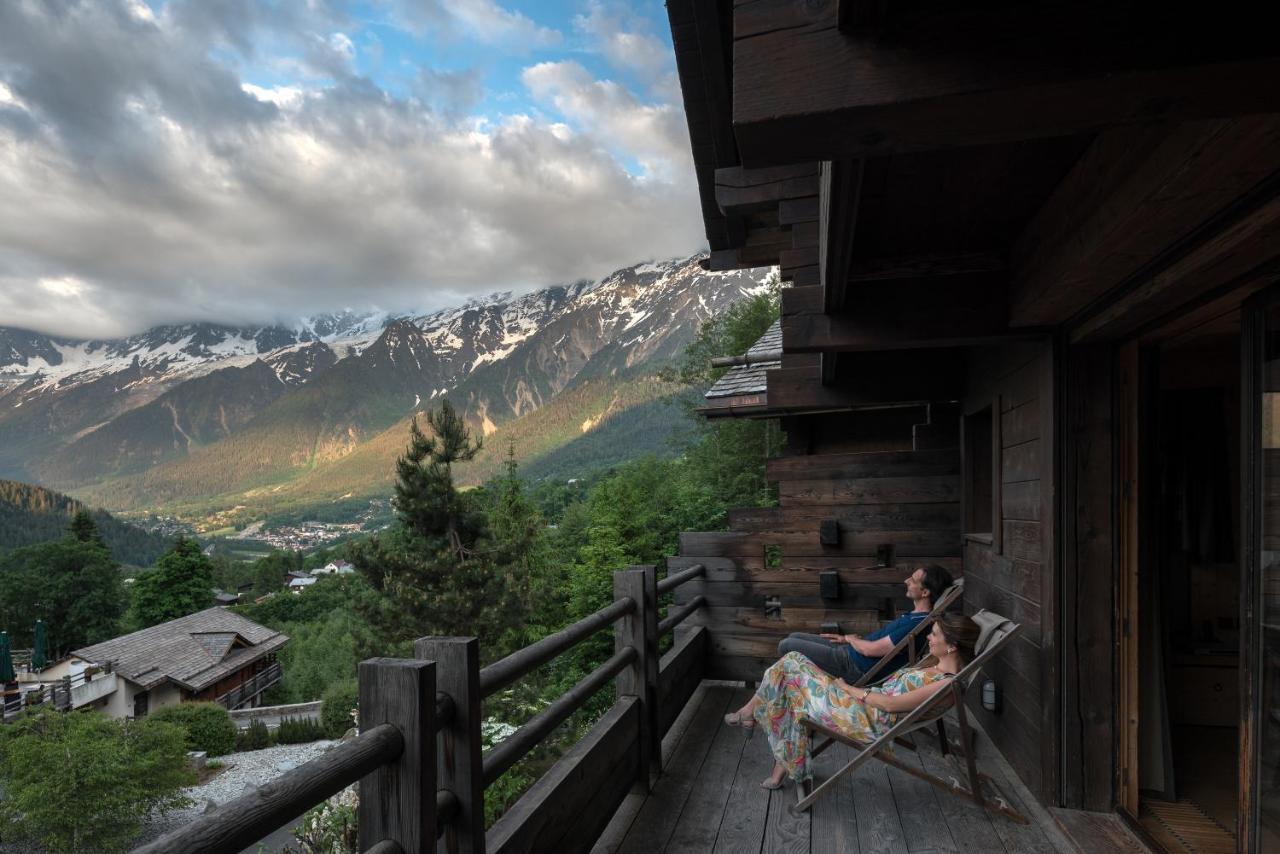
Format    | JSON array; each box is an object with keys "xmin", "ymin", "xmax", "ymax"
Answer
[
  {"xmin": 353, "ymin": 401, "xmax": 519, "ymax": 659},
  {"xmin": 68, "ymin": 510, "xmax": 105, "ymax": 546},
  {"xmin": 0, "ymin": 536, "xmax": 123, "ymax": 656},
  {"xmin": 394, "ymin": 400, "xmax": 484, "ymax": 558},
  {"xmin": 128, "ymin": 537, "xmax": 214, "ymax": 629}
]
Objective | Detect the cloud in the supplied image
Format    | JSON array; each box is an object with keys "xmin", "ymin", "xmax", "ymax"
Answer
[
  {"xmin": 0, "ymin": 0, "xmax": 702, "ymax": 339},
  {"xmin": 392, "ymin": 0, "xmax": 561, "ymax": 51},
  {"xmin": 572, "ymin": 1, "xmax": 671, "ymax": 85},
  {"xmin": 522, "ymin": 60, "xmax": 691, "ymax": 181}
]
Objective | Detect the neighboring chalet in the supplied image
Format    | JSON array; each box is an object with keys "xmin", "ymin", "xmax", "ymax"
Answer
[
  {"xmin": 20, "ymin": 608, "xmax": 285, "ymax": 718},
  {"xmin": 663, "ymin": 0, "xmax": 1280, "ymax": 850},
  {"xmin": 314, "ymin": 559, "xmax": 355, "ymax": 575}
]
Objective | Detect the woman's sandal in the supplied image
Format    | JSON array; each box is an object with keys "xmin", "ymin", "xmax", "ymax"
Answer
[
  {"xmin": 760, "ymin": 776, "xmax": 785, "ymax": 790},
  {"xmin": 723, "ymin": 711, "xmax": 757, "ymax": 738}
]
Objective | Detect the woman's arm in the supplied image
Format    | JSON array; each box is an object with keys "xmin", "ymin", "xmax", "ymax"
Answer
[{"xmin": 855, "ymin": 676, "xmax": 953, "ymax": 714}]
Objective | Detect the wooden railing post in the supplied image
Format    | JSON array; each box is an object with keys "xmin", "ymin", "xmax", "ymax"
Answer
[
  {"xmin": 358, "ymin": 658, "xmax": 437, "ymax": 852},
  {"xmin": 416, "ymin": 637, "xmax": 484, "ymax": 854},
  {"xmin": 614, "ymin": 565, "xmax": 658, "ymax": 790}
]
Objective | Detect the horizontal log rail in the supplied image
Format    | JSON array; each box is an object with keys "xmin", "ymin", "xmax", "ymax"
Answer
[
  {"xmin": 656, "ymin": 563, "xmax": 705, "ymax": 594},
  {"xmin": 658, "ymin": 595, "xmax": 706, "ymax": 636},
  {"xmin": 478, "ymin": 597, "xmax": 636, "ymax": 698},
  {"xmin": 133, "ymin": 723, "xmax": 404, "ymax": 854},
  {"xmin": 482, "ymin": 647, "xmax": 637, "ymax": 786}
]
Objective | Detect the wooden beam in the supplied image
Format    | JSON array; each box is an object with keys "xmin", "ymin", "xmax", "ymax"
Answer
[
  {"xmin": 1012, "ymin": 116, "xmax": 1280, "ymax": 327},
  {"xmin": 715, "ymin": 164, "xmax": 820, "ymax": 214},
  {"xmin": 730, "ymin": 0, "xmax": 1280, "ymax": 165},
  {"xmin": 781, "ymin": 278, "xmax": 1027, "ymax": 352},
  {"xmin": 1070, "ymin": 174, "xmax": 1280, "ymax": 342},
  {"xmin": 767, "ymin": 349, "xmax": 965, "ymax": 410},
  {"xmin": 820, "ymin": 160, "xmax": 863, "ymax": 312}
]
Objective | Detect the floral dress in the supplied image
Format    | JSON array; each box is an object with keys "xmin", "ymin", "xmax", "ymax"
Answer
[{"xmin": 751, "ymin": 651, "xmax": 952, "ymax": 781}]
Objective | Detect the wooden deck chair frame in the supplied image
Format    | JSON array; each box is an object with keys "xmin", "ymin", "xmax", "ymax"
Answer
[
  {"xmin": 853, "ymin": 577, "xmax": 966, "ymax": 688},
  {"xmin": 791, "ymin": 613, "xmax": 1028, "ymax": 825},
  {"xmin": 809, "ymin": 579, "xmax": 967, "ymax": 759}
]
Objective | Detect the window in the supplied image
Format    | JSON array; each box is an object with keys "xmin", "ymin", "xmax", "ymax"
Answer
[{"xmin": 964, "ymin": 404, "xmax": 994, "ymax": 537}]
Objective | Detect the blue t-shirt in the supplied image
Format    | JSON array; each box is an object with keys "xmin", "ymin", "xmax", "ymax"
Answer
[{"xmin": 846, "ymin": 611, "xmax": 928, "ymax": 675}]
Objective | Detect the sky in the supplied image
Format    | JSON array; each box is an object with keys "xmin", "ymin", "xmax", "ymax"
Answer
[{"xmin": 0, "ymin": 0, "xmax": 706, "ymax": 339}]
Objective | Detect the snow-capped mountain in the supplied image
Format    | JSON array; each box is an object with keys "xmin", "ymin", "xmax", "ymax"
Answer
[{"xmin": 0, "ymin": 254, "xmax": 772, "ymax": 505}]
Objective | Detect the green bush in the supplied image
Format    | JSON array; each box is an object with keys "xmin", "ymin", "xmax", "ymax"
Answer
[
  {"xmin": 0, "ymin": 708, "xmax": 194, "ymax": 853},
  {"xmin": 236, "ymin": 718, "xmax": 272, "ymax": 751},
  {"xmin": 277, "ymin": 715, "xmax": 327, "ymax": 744},
  {"xmin": 321, "ymin": 679, "xmax": 358, "ymax": 739},
  {"xmin": 149, "ymin": 702, "xmax": 237, "ymax": 757}
]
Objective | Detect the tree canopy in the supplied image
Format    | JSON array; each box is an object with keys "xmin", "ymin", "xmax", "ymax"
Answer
[{"xmin": 128, "ymin": 536, "xmax": 215, "ymax": 629}]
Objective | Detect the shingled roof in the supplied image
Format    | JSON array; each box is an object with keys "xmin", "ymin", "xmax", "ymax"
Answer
[
  {"xmin": 704, "ymin": 319, "xmax": 781, "ymax": 400},
  {"xmin": 72, "ymin": 607, "xmax": 288, "ymax": 692}
]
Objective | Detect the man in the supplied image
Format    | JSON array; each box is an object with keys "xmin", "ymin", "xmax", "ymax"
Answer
[{"xmin": 776, "ymin": 563, "xmax": 954, "ymax": 684}]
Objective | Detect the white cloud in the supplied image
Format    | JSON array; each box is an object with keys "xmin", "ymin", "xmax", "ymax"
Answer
[
  {"xmin": 393, "ymin": 0, "xmax": 561, "ymax": 51},
  {"xmin": 522, "ymin": 60, "xmax": 691, "ymax": 181},
  {"xmin": 572, "ymin": 1, "xmax": 672, "ymax": 87},
  {"xmin": 0, "ymin": 0, "xmax": 702, "ymax": 339}
]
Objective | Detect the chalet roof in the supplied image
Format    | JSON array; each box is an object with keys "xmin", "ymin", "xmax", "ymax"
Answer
[
  {"xmin": 705, "ymin": 320, "xmax": 781, "ymax": 400},
  {"xmin": 72, "ymin": 607, "xmax": 287, "ymax": 692}
]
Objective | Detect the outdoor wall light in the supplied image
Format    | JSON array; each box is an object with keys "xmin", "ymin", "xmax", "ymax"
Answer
[{"xmin": 982, "ymin": 679, "xmax": 1001, "ymax": 713}]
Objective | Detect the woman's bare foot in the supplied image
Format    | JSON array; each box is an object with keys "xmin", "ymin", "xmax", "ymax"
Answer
[{"xmin": 760, "ymin": 763, "xmax": 786, "ymax": 790}]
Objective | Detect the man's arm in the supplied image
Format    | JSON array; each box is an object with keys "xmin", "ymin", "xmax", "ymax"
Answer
[{"xmin": 849, "ymin": 635, "xmax": 894, "ymax": 657}]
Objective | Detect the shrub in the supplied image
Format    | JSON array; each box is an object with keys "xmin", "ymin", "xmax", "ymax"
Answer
[
  {"xmin": 277, "ymin": 715, "xmax": 327, "ymax": 744},
  {"xmin": 321, "ymin": 679, "xmax": 359, "ymax": 739},
  {"xmin": 149, "ymin": 702, "xmax": 237, "ymax": 757},
  {"xmin": 206, "ymin": 758, "xmax": 224, "ymax": 770},
  {"xmin": 236, "ymin": 718, "xmax": 272, "ymax": 752},
  {"xmin": 0, "ymin": 708, "xmax": 194, "ymax": 853},
  {"xmin": 292, "ymin": 784, "xmax": 358, "ymax": 853}
]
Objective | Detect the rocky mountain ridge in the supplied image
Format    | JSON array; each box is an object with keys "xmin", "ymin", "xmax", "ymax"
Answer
[{"xmin": 0, "ymin": 255, "xmax": 771, "ymax": 521}]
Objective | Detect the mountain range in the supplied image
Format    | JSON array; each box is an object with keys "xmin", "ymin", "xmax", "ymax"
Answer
[{"xmin": 0, "ymin": 255, "xmax": 770, "ymax": 531}]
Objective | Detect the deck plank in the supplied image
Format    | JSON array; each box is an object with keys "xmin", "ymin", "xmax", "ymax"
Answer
[
  {"xmin": 810, "ymin": 742, "xmax": 861, "ymax": 854},
  {"xmin": 913, "ymin": 746, "xmax": 1008, "ymax": 854},
  {"xmin": 616, "ymin": 684, "xmax": 737, "ymax": 854},
  {"xmin": 851, "ymin": 758, "xmax": 910, "ymax": 854},
  {"xmin": 764, "ymin": 785, "xmax": 812, "ymax": 854},
  {"xmin": 712, "ymin": 716, "xmax": 776, "ymax": 853},
  {"xmin": 884, "ymin": 746, "xmax": 961, "ymax": 853},
  {"xmin": 664, "ymin": 687, "xmax": 755, "ymax": 852}
]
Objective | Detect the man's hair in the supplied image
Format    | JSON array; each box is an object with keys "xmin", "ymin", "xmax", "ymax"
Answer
[{"xmin": 920, "ymin": 563, "xmax": 954, "ymax": 606}]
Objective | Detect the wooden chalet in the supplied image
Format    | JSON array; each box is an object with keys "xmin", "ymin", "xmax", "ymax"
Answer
[{"xmin": 664, "ymin": 0, "xmax": 1280, "ymax": 851}]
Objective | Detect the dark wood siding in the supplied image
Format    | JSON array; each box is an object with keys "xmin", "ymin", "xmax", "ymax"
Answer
[
  {"xmin": 673, "ymin": 408, "xmax": 962, "ymax": 684},
  {"xmin": 961, "ymin": 340, "xmax": 1058, "ymax": 804}
]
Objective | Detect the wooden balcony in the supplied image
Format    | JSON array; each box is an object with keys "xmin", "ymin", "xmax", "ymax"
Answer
[{"xmin": 599, "ymin": 681, "xmax": 1075, "ymax": 854}]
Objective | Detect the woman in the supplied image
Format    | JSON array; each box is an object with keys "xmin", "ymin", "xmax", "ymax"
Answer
[{"xmin": 724, "ymin": 613, "xmax": 981, "ymax": 788}]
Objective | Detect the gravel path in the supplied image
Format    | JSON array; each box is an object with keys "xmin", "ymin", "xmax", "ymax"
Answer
[{"xmin": 131, "ymin": 739, "xmax": 339, "ymax": 851}]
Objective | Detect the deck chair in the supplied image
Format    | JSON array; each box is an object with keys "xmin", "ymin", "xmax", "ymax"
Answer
[
  {"xmin": 807, "ymin": 579, "xmax": 967, "ymax": 759},
  {"xmin": 791, "ymin": 609, "xmax": 1028, "ymax": 824},
  {"xmin": 854, "ymin": 577, "xmax": 966, "ymax": 688}
]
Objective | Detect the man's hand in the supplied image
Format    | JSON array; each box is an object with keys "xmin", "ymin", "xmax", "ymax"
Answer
[{"xmin": 820, "ymin": 632, "xmax": 858, "ymax": 647}]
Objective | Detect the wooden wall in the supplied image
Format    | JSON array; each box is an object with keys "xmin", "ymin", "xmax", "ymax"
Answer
[
  {"xmin": 671, "ymin": 407, "xmax": 962, "ymax": 684},
  {"xmin": 960, "ymin": 340, "xmax": 1058, "ymax": 804}
]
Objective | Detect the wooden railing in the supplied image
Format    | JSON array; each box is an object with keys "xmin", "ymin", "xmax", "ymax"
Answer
[
  {"xmin": 132, "ymin": 562, "xmax": 708, "ymax": 854},
  {"xmin": 2, "ymin": 662, "xmax": 120, "ymax": 721},
  {"xmin": 214, "ymin": 661, "xmax": 283, "ymax": 710}
]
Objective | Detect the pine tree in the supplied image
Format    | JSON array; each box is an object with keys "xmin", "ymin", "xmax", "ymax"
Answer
[
  {"xmin": 68, "ymin": 510, "xmax": 105, "ymax": 546},
  {"xmin": 353, "ymin": 401, "xmax": 517, "ymax": 658},
  {"xmin": 393, "ymin": 400, "xmax": 483, "ymax": 558}
]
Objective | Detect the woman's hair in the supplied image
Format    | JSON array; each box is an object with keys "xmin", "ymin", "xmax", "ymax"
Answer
[
  {"xmin": 920, "ymin": 563, "xmax": 954, "ymax": 606},
  {"xmin": 936, "ymin": 613, "xmax": 981, "ymax": 664}
]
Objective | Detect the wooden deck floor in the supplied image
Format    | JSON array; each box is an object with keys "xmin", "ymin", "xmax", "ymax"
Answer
[{"xmin": 595, "ymin": 682, "xmax": 1080, "ymax": 854}]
